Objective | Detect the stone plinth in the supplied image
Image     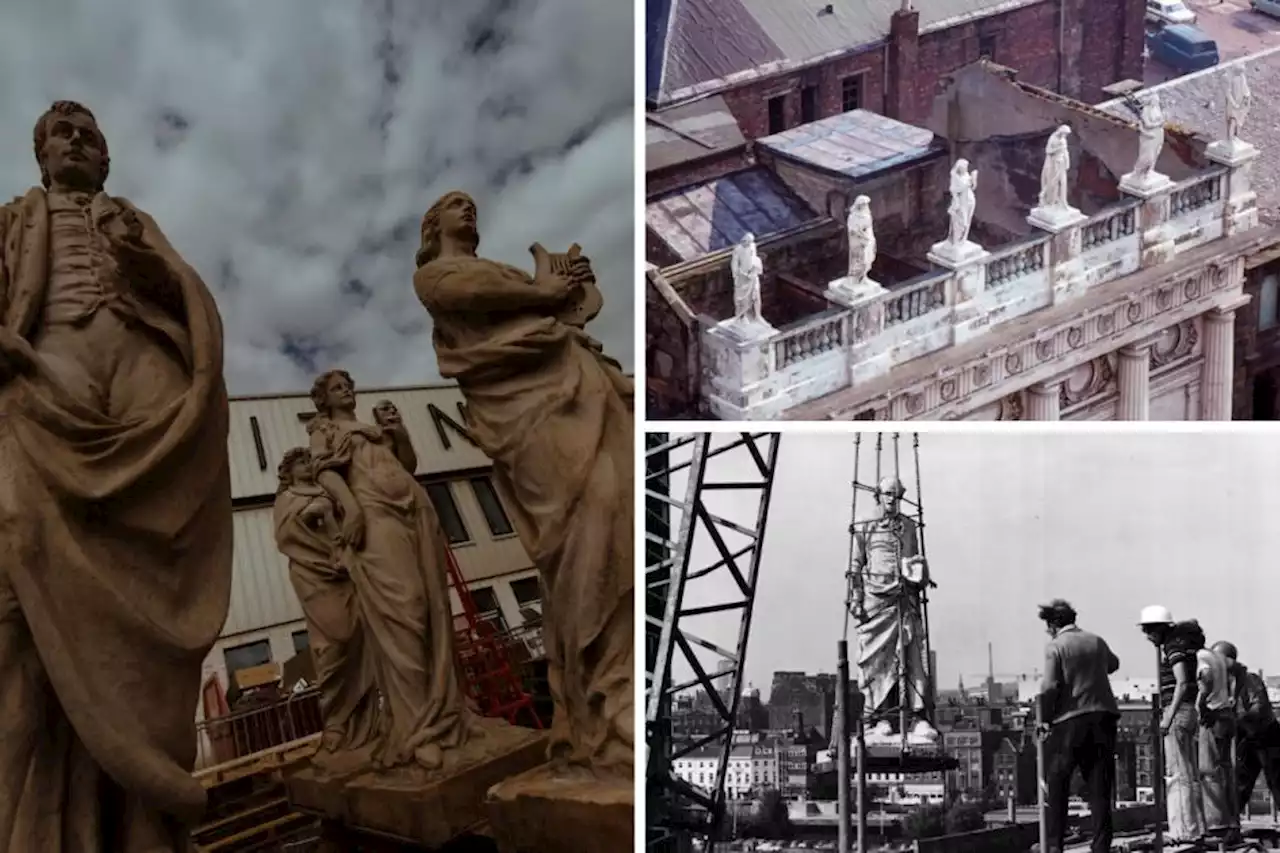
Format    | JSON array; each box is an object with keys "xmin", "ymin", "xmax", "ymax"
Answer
[
  {"xmin": 1119, "ymin": 169, "xmax": 1173, "ymax": 198},
  {"xmin": 1027, "ymin": 204, "xmax": 1086, "ymax": 233},
  {"xmin": 1206, "ymin": 137, "xmax": 1258, "ymax": 167},
  {"xmin": 716, "ymin": 315, "xmax": 776, "ymax": 341},
  {"xmin": 1206, "ymin": 139, "xmax": 1260, "ymax": 237},
  {"xmin": 826, "ymin": 274, "xmax": 886, "ymax": 308},
  {"xmin": 287, "ymin": 731, "xmax": 549, "ymax": 849},
  {"xmin": 927, "ymin": 239, "xmax": 987, "ymax": 268},
  {"xmin": 487, "ymin": 766, "xmax": 632, "ymax": 853}
]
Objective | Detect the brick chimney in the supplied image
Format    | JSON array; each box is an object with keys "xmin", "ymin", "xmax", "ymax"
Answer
[{"xmin": 887, "ymin": 7, "xmax": 920, "ymax": 122}]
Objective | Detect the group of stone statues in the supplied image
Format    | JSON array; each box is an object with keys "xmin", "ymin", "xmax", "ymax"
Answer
[{"xmin": 0, "ymin": 101, "xmax": 633, "ymax": 852}]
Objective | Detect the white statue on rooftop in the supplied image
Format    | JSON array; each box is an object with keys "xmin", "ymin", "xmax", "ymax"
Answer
[
  {"xmin": 846, "ymin": 196, "xmax": 877, "ymax": 284},
  {"xmin": 1038, "ymin": 125, "xmax": 1072, "ymax": 212},
  {"xmin": 1132, "ymin": 93, "xmax": 1166, "ymax": 181},
  {"xmin": 947, "ymin": 159, "xmax": 978, "ymax": 247},
  {"xmin": 727, "ymin": 232, "xmax": 771, "ymax": 336},
  {"xmin": 1226, "ymin": 65, "xmax": 1252, "ymax": 146}
]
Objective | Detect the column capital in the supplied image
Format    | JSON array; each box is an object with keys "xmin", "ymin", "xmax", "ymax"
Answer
[
  {"xmin": 1028, "ymin": 378, "xmax": 1065, "ymax": 396},
  {"xmin": 1118, "ymin": 340, "xmax": 1155, "ymax": 360}
]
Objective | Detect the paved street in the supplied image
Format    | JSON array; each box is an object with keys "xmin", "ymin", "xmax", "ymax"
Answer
[{"xmin": 1144, "ymin": 0, "xmax": 1280, "ymax": 83}]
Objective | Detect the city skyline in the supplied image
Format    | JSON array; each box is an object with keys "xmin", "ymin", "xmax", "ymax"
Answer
[{"xmin": 673, "ymin": 432, "xmax": 1280, "ymax": 699}]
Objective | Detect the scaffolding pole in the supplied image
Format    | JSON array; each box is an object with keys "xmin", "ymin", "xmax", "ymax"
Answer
[{"xmin": 838, "ymin": 641, "xmax": 852, "ymax": 853}]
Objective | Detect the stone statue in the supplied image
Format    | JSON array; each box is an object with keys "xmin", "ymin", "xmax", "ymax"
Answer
[
  {"xmin": 946, "ymin": 159, "xmax": 978, "ymax": 246},
  {"xmin": 274, "ymin": 447, "xmax": 383, "ymax": 772},
  {"xmin": 846, "ymin": 195, "xmax": 877, "ymax": 283},
  {"xmin": 0, "ymin": 101, "xmax": 232, "ymax": 850},
  {"xmin": 847, "ymin": 476, "xmax": 937, "ymax": 745},
  {"xmin": 1039, "ymin": 125, "xmax": 1072, "ymax": 211},
  {"xmin": 729, "ymin": 232, "xmax": 766, "ymax": 326},
  {"xmin": 1226, "ymin": 65, "xmax": 1252, "ymax": 145},
  {"xmin": 413, "ymin": 191, "xmax": 634, "ymax": 781},
  {"xmin": 306, "ymin": 369, "xmax": 521, "ymax": 774},
  {"xmin": 1132, "ymin": 94, "xmax": 1166, "ymax": 182}
]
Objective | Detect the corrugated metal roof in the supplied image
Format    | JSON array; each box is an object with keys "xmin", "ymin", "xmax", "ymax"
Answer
[
  {"xmin": 757, "ymin": 109, "xmax": 942, "ymax": 178},
  {"xmin": 647, "ymin": 95, "xmax": 747, "ymax": 172},
  {"xmin": 229, "ymin": 385, "xmax": 498, "ymax": 501},
  {"xmin": 646, "ymin": 167, "xmax": 816, "ymax": 260},
  {"xmin": 655, "ymin": 0, "xmax": 1043, "ymax": 103},
  {"xmin": 223, "ymin": 507, "xmax": 304, "ymax": 637}
]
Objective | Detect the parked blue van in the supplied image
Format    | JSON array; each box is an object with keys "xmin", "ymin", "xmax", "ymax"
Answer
[{"xmin": 1146, "ymin": 24, "xmax": 1221, "ymax": 72}]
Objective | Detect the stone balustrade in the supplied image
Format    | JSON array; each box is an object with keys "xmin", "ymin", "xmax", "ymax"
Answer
[{"xmin": 700, "ymin": 153, "xmax": 1244, "ymax": 420}]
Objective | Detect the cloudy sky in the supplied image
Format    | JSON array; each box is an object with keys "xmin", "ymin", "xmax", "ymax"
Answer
[
  {"xmin": 665, "ymin": 431, "xmax": 1280, "ymax": 698},
  {"xmin": 0, "ymin": 0, "xmax": 633, "ymax": 394}
]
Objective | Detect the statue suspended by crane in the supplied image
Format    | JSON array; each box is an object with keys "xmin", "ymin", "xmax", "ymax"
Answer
[{"xmin": 845, "ymin": 436, "xmax": 939, "ymax": 748}]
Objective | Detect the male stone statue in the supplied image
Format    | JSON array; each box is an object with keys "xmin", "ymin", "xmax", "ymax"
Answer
[
  {"xmin": 848, "ymin": 476, "xmax": 937, "ymax": 746},
  {"xmin": 413, "ymin": 191, "xmax": 634, "ymax": 782},
  {"xmin": 728, "ymin": 232, "xmax": 767, "ymax": 329},
  {"xmin": 1226, "ymin": 65, "xmax": 1252, "ymax": 146},
  {"xmin": 1131, "ymin": 94, "xmax": 1167, "ymax": 184},
  {"xmin": 946, "ymin": 159, "xmax": 978, "ymax": 247},
  {"xmin": 0, "ymin": 101, "xmax": 232, "ymax": 850}
]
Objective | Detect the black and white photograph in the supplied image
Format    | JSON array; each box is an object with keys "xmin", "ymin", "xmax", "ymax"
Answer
[{"xmin": 645, "ymin": 430, "xmax": 1280, "ymax": 852}]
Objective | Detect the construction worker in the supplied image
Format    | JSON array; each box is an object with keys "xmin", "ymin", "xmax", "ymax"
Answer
[
  {"xmin": 1197, "ymin": 638, "xmax": 1240, "ymax": 841},
  {"xmin": 1037, "ymin": 599, "xmax": 1120, "ymax": 853},
  {"xmin": 1212, "ymin": 642, "xmax": 1280, "ymax": 817},
  {"xmin": 1140, "ymin": 606, "xmax": 1205, "ymax": 843}
]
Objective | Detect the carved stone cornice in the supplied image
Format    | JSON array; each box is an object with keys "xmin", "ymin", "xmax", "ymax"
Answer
[{"xmin": 830, "ymin": 260, "xmax": 1239, "ymax": 420}]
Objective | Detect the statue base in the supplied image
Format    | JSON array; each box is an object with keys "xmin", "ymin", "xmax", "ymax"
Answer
[
  {"xmin": 487, "ymin": 764, "xmax": 633, "ymax": 853},
  {"xmin": 927, "ymin": 239, "xmax": 989, "ymax": 269},
  {"xmin": 286, "ymin": 730, "xmax": 549, "ymax": 849},
  {"xmin": 1205, "ymin": 138, "xmax": 1259, "ymax": 167},
  {"xmin": 826, "ymin": 275, "xmax": 886, "ymax": 308},
  {"xmin": 1118, "ymin": 170, "xmax": 1173, "ymax": 199},
  {"xmin": 1027, "ymin": 204, "xmax": 1086, "ymax": 233},
  {"xmin": 717, "ymin": 316, "xmax": 776, "ymax": 342}
]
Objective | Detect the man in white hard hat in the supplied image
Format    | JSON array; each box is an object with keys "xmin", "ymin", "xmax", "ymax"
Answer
[
  {"xmin": 1038, "ymin": 599, "xmax": 1121, "ymax": 853},
  {"xmin": 1140, "ymin": 606, "xmax": 1205, "ymax": 843}
]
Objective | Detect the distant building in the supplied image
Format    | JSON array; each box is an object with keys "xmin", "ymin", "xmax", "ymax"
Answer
[
  {"xmin": 765, "ymin": 671, "xmax": 837, "ymax": 741},
  {"xmin": 673, "ymin": 742, "xmax": 781, "ymax": 801}
]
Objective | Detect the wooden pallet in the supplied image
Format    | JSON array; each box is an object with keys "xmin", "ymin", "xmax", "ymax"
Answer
[{"xmin": 195, "ymin": 733, "xmax": 320, "ymax": 789}]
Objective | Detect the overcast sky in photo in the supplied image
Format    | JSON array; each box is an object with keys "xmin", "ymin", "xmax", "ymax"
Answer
[
  {"xmin": 0, "ymin": 0, "xmax": 633, "ymax": 395},
  {"xmin": 666, "ymin": 431, "xmax": 1280, "ymax": 697}
]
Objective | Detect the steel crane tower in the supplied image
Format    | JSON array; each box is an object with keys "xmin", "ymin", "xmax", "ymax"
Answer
[{"xmin": 644, "ymin": 432, "xmax": 782, "ymax": 851}]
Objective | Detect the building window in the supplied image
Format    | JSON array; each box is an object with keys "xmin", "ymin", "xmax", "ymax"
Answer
[
  {"xmin": 470, "ymin": 586, "xmax": 509, "ymax": 636},
  {"xmin": 470, "ymin": 476, "xmax": 514, "ymax": 536},
  {"xmin": 224, "ymin": 639, "xmax": 271, "ymax": 676},
  {"xmin": 510, "ymin": 576, "xmax": 542, "ymax": 620},
  {"xmin": 425, "ymin": 482, "xmax": 470, "ymax": 543},
  {"xmin": 1259, "ymin": 273, "xmax": 1279, "ymax": 331},
  {"xmin": 800, "ymin": 85, "xmax": 818, "ymax": 124},
  {"xmin": 292, "ymin": 630, "xmax": 310, "ymax": 654},
  {"xmin": 767, "ymin": 95, "xmax": 786, "ymax": 134},
  {"xmin": 978, "ymin": 34, "xmax": 996, "ymax": 59},
  {"xmin": 841, "ymin": 75, "xmax": 863, "ymax": 112}
]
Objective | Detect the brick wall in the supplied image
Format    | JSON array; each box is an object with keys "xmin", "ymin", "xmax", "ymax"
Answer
[
  {"xmin": 647, "ymin": 147, "xmax": 752, "ymax": 198},
  {"xmin": 673, "ymin": 0, "xmax": 1142, "ymax": 144}
]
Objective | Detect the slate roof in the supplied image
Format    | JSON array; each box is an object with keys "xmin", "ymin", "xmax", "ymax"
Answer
[
  {"xmin": 646, "ymin": 167, "xmax": 817, "ymax": 261},
  {"xmin": 1096, "ymin": 46, "xmax": 1280, "ymax": 226},
  {"xmin": 648, "ymin": 0, "xmax": 1043, "ymax": 105},
  {"xmin": 646, "ymin": 96, "xmax": 747, "ymax": 172},
  {"xmin": 757, "ymin": 109, "xmax": 944, "ymax": 179}
]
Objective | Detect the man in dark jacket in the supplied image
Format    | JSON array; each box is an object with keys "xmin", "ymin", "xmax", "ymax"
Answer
[
  {"xmin": 1212, "ymin": 641, "xmax": 1280, "ymax": 814},
  {"xmin": 1038, "ymin": 599, "xmax": 1121, "ymax": 853}
]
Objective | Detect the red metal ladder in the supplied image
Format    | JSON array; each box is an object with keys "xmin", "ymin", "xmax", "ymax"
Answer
[{"xmin": 443, "ymin": 546, "xmax": 543, "ymax": 729}]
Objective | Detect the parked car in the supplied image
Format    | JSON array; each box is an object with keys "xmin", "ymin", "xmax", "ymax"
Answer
[
  {"xmin": 1146, "ymin": 24, "xmax": 1220, "ymax": 73},
  {"xmin": 1253, "ymin": 0, "xmax": 1280, "ymax": 18},
  {"xmin": 1146, "ymin": 0, "xmax": 1197, "ymax": 23}
]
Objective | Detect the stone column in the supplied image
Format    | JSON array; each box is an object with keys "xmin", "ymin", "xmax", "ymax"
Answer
[
  {"xmin": 1025, "ymin": 380, "xmax": 1063, "ymax": 421},
  {"xmin": 1116, "ymin": 342, "xmax": 1151, "ymax": 421},
  {"xmin": 1200, "ymin": 307, "xmax": 1236, "ymax": 421}
]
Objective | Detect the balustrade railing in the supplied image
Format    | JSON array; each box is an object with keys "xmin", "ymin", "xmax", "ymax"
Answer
[
  {"xmin": 1081, "ymin": 204, "xmax": 1138, "ymax": 251},
  {"xmin": 1168, "ymin": 172, "xmax": 1223, "ymax": 218},
  {"xmin": 773, "ymin": 313, "xmax": 847, "ymax": 369},
  {"xmin": 883, "ymin": 274, "xmax": 948, "ymax": 328},
  {"xmin": 984, "ymin": 238, "xmax": 1048, "ymax": 290}
]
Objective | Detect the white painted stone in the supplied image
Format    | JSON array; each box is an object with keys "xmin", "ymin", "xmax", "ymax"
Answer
[
  {"xmin": 1118, "ymin": 170, "xmax": 1173, "ymax": 199},
  {"xmin": 826, "ymin": 275, "xmax": 887, "ymax": 308},
  {"xmin": 927, "ymin": 240, "xmax": 988, "ymax": 269},
  {"xmin": 716, "ymin": 315, "xmax": 776, "ymax": 341},
  {"xmin": 1028, "ymin": 205, "xmax": 1087, "ymax": 233},
  {"xmin": 1205, "ymin": 138, "xmax": 1258, "ymax": 168}
]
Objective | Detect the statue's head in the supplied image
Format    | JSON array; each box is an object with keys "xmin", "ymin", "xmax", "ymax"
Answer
[
  {"xmin": 310, "ymin": 369, "xmax": 356, "ymax": 418},
  {"xmin": 372, "ymin": 398, "xmax": 402, "ymax": 427},
  {"xmin": 34, "ymin": 100, "xmax": 110, "ymax": 192},
  {"xmin": 875, "ymin": 475, "xmax": 905, "ymax": 515},
  {"xmin": 953, "ymin": 158, "xmax": 969, "ymax": 175},
  {"xmin": 417, "ymin": 190, "xmax": 478, "ymax": 268},
  {"xmin": 277, "ymin": 447, "xmax": 314, "ymax": 491}
]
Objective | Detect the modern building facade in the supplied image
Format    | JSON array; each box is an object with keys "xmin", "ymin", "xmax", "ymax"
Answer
[{"xmin": 200, "ymin": 383, "xmax": 541, "ymax": 712}]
